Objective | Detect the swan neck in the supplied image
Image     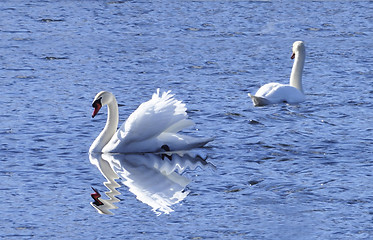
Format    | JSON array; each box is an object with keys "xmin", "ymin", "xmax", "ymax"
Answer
[
  {"xmin": 290, "ymin": 50, "xmax": 305, "ymax": 93},
  {"xmin": 90, "ymin": 97, "xmax": 119, "ymax": 153}
]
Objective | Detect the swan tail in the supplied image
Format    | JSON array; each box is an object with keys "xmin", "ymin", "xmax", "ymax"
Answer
[
  {"xmin": 248, "ymin": 93, "xmax": 270, "ymax": 107},
  {"xmin": 178, "ymin": 135, "xmax": 214, "ymax": 149},
  {"xmin": 165, "ymin": 119, "xmax": 195, "ymax": 133},
  {"xmin": 158, "ymin": 133, "xmax": 213, "ymax": 151},
  {"xmin": 193, "ymin": 136, "xmax": 214, "ymax": 148}
]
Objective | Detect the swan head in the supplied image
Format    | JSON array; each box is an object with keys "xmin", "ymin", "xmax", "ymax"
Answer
[
  {"xmin": 91, "ymin": 91, "xmax": 114, "ymax": 118},
  {"xmin": 291, "ymin": 41, "xmax": 305, "ymax": 59}
]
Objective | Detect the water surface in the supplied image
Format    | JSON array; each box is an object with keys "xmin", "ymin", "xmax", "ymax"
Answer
[{"xmin": 1, "ymin": 0, "xmax": 372, "ymax": 239}]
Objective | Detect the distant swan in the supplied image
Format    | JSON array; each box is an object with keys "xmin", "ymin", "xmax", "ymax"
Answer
[
  {"xmin": 89, "ymin": 89, "xmax": 213, "ymax": 153},
  {"xmin": 249, "ymin": 41, "xmax": 306, "ymax": 106}
]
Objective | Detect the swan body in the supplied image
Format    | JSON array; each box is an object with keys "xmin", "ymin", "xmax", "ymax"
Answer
[
  {"xmin": 89, "ymin": 89, "xmax": 213, "ymax": 153},
  {"xmin": 249, "ymin": 41, "xmax": 306, "ymax": 106}
]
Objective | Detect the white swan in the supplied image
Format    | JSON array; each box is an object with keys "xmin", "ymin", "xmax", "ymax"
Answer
[
  {"xmin": 89, "ymin": 89, "xmax": 213, "ymax": 153},
  {"xmin": 248, "ymin": 41, "xmax": 306, "ymax": 106}
]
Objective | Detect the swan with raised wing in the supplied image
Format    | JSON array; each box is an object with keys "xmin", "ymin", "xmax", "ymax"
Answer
[
  {"xmin": 249, "ymin": 41, "xmax": 306, "ymax": 106},
  {"xmin": 89, "ymin": 89, "xmax": 213, "ymax": 153}
]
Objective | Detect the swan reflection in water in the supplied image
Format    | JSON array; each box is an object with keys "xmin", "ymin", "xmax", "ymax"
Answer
[{"xmin": 89, "ymin": 152, "xmax": 215, "ymax": 215}]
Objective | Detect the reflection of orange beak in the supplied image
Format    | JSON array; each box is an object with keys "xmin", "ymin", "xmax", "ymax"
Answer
[
  {"xmin": 291, "ymin": 52, "xmax": 295, "ymax": 59},
  {"xmin": 91, "ymin": 187, "xmax": 104, "ymax": 206},
  {"xmin": 92, "ymin": 102, "xmax": 102, "ymax": 118}
]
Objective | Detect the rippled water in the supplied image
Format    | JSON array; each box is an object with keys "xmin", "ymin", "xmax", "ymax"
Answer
[{"xmin": 1, "ymin": 1, "xmax": 373, "ymax": 239}]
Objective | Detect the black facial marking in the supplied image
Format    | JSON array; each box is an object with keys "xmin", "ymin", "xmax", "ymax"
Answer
[{"xmin": 92, "ymin": 97, "xmax": 102, "ymax": 108}]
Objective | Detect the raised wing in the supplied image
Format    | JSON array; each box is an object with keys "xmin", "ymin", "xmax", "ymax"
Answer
[{"xmin": 116, "ymin": 89, "xmax": 194, "ymax": 144}]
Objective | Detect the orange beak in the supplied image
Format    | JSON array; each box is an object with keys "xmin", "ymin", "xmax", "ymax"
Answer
[{"xmin": 92, "ymin": 101, "xmax": 102, "ymax": 118}]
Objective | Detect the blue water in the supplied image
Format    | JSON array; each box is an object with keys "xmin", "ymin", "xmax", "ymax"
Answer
[{"xmin": 1, "ymin": 0, "xmax": 373, "ymax": 239}]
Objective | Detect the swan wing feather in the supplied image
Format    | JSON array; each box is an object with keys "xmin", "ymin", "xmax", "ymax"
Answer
[{"xmin": 116, "ymin": 89, "xmax": 192, "ymax": 144}]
